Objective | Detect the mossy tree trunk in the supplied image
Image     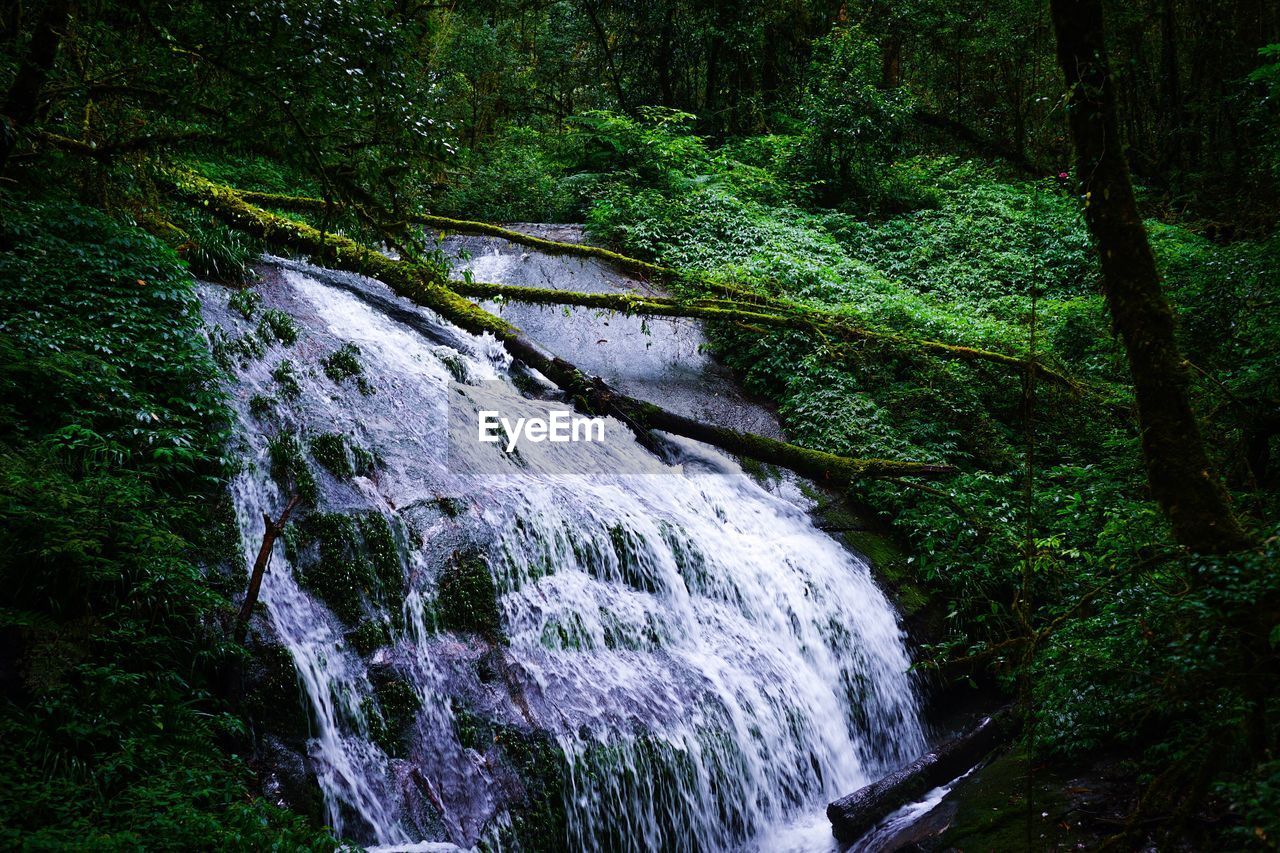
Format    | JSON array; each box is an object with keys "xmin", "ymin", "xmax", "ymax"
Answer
[
  {"xmin": 174, "ymin": 173, "xmax": 954, "ymax": 485},
  {"xmin": 226, "ymin": 187, "xmax": 1081, "ymax": 391},
  {"xmin": 1049, "ymin": 0, "xmax": 1251, "ymax": 555}
]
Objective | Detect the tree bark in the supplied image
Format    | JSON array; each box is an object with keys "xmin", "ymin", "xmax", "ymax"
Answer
[
  {"xmin": 1048, "ymin": 0, "xmax": 1250, "ymax": 555},
  {"xmin": 0, "ymin": 0, "xmax": 72, "ymax": 173}
]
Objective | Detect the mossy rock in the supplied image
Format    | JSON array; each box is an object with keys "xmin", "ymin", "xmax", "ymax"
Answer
[
  {"xmin": 435, "ymin": 496, "xmax": 466, "ymax": 518},
  {"xmin": 606, "ymin": 523, "xmax": 660, "ymax": 593},
  {"xmin": 844, "ymin": 529, "xmax": 930, "ymax": 617},
  {"xmin": 291, "ymin": 511, "xmax": 405, "ymax": 625},
  {"xmin": 929, "ymin": 749, "xmax": 1091, "ymax": 852},
  {"xmin": 243, "ymin": 641, "xmax": 311, "ymax": 742},
  {"xmin": 348, "ymin": 619, "xmax": 392, "ymax": 656},
  {"xmin": 437, "ymin": 549, "xmax": 503, "ymax": 643},
  {"xmin": 363, "ymin": 672, "xmax": 422, "ymax": 758},
  {"xmin": 451, "ymin": 699, "xmax": 495, "ymax": 753},
  {"xmin": 322, "ymin": 342, "xmax": 375, "ymax": 395},
  {"xmin": 268, "ymin": 432, "xmax": 319, "ymax": 505},
  {"xmin": 494, "ymin": 727, "xmax": 569, "ymax": 852}
]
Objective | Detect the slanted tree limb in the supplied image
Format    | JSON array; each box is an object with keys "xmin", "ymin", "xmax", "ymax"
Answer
[
  {"xmin": 453, "ymin": 278, "xmax": 1081, "ymax": 392},
  {"xmin": 172, "ymin": 172, "xmax": 954, "ymax": 483},
  {"xmin": 217, "ymin": 184, "xmax": 1080, "ymax": 391},
  {"xmin": 235, "ymin": 493, "xmax": 301, "ymax": 645}
]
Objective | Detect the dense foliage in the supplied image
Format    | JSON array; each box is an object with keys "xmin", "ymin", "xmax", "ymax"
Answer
[{"xmin": 0, "ymin": 200, "xmax": 333, "ymax": 847}]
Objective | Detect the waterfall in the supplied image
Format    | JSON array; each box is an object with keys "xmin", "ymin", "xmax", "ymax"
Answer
[{"xmin": 204, "ymin": 251, "xmax": 925, "ymax": 851}]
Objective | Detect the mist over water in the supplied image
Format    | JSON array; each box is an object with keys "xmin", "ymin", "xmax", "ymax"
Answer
[{"xmin": 204, "ymin": 251, "xmax": 925, "ymax": 850}]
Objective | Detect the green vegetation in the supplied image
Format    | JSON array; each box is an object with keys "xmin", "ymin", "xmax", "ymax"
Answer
[
  {"xmin": 436, "ymin": 550, "xmax": 503, "ymax": 643},
  {"xmin": 268, "ymin": 432, "xmax": 319, "ymax": 506},
  {"xmin": 0, "ymin": 200, "xmax": 331, "ymax": 848},
  {"xmin": 321, "ymin": 343, "xmax": 375, "ymax": 395},
  {"xmin": 271, "ymin": 359, "xmax": 304, "ymax": 400},
  {"xmin": 288, "ymin": 512, "xmax": 405, "ymax": 626},
  {"xmin": 363, "ymin": 675, "xmax": 421, "ymax": 758}
]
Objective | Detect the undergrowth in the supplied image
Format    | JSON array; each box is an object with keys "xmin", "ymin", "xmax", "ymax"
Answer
[{"xmin": 0, "ymin": 198, "xmax": 334, "ymax": 848}]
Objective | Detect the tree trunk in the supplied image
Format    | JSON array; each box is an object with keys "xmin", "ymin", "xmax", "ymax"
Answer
[
  {"xmin": 1048, "ymin": 0, "xmax": 1250, "ymax": 555},
  {"xmin": 0, "ymin": 0, "xmax": 72, "ymax": 173},
  {"xmin": 1159, "ymin": 0, "xmax": 1184, "ymax": 172}
]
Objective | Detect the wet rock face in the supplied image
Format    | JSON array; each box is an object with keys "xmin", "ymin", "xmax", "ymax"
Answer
[
  {"xmin": 444, "ymin": 228, "xmax": 784, "ymax": 440},
  {"xmin": 211, "ymin": 244, "xmax": 925, "ymax": 850}
]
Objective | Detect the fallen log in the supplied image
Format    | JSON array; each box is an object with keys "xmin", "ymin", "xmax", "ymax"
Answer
[
  {"xmin": 219, "ymin": 184, "xmax": 1079, "ymax": 391},
  {"xmin": 827, "ymin": 707, "xmax": 1017, "ymax": 843},
  {"xmin": 451, "ymin": 279, "xmax": 1080, "ymax": 391},
  {"xmin": 173, "ymin": 172, "xmax": 954, "ymax": 484}
]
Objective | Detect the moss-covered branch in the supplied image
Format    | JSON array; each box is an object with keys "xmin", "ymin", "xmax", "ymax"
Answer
[
  {"xmin": 451, "ymin": 279, "xmax": 1079, "ymax": 390},
  {"xmin": 172, "ymin": 171, "xmax": 953, "ymax": 483},
  {"xmin": 220, "ymin": 184, "xmax": 1080, "ymax": 391}
]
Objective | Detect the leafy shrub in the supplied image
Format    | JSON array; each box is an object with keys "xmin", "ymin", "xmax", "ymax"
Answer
[{"xmin": 789, "ymin": 24, "xmax": 914, "ymax": 211}]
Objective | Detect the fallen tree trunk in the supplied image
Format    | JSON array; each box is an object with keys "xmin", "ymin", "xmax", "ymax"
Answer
[
  {"xmin": 173, "ymin": 172, "xmax": 954, "ymax": 484},
  {"xmin": 827, "ymin": 708, "xmax": 1017, "ymax": 843},
  {"xmin": 220, "ymin": 184, "xmax": 1079, "ymax": 391},
  {"xmin": 452, "ymin": 279, "xmax": 1080, "ymax": 391}
]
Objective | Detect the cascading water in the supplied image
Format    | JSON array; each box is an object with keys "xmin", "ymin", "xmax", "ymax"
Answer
[{"xmin": 203, "ymin": 240, "xmax": 926, "ymax": 851}]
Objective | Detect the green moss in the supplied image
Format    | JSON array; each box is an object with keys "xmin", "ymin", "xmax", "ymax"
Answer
[
  {"xmin": 438, "ymin": 352, "xmax": 469, "ymax": 383},
  {"xmin": 348, "ymin": 619, "xmax": 391, "ymax": 655},
  {"xmin": 268, "ymin": 432, "xmax": 319, "ymax": 505},
  {"xmin": 322, "ymin": 342, "xmax": 375, "ymax": 395},
  {"xmin": 844, "ymin": 530, "xmax": 929, "ymax": 616},
  {"xmin": 934, "ymin": 749, "xmax": 1089, "ymax": 850},
  {"xmin": 309, "ymin": 433, "xmax": 353, "ymax": 479},
  {"xmin": 291, "ymin": 511, "xmax": 405, "ymax": 625},
  {"xmin": 309, "ymin": 432, "xmax": 375, "ymax": 479},
  {"xmin": 271, "ymin": 359, "xmax": 303, "ymax": 399},
  {"xmin": 244, "ymin": 642, "xmax": 311, "ymax": 741},
  {"xmin": 350, "ymin": 443, "xmax": 377, "ymax": 476},
  {"xmin": 437, "ymin": 550, "xmax": 503, "ymax": 642},
  {"xmin": 607, "ymin": 523, "xmax": 659, "ymax": 593},
  {"xmin": 435, "ymin": 496, "xmax": 465, "ymax": 518},
  {"xmin": 451, "ymin": 700, "xmax": 494, "ymax": 752},
  {"xmin": 363, "ymin": 675, "xmax": 421, "ymax": 757},
  {"xmin": 494, "ymin": 727, "xmax": 568, "ymax": 852}
]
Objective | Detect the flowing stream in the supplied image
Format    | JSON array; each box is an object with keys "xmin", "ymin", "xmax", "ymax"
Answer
[{"xmin": 202, "ymin": 234, "xmax": 926, "ymax": 851}]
